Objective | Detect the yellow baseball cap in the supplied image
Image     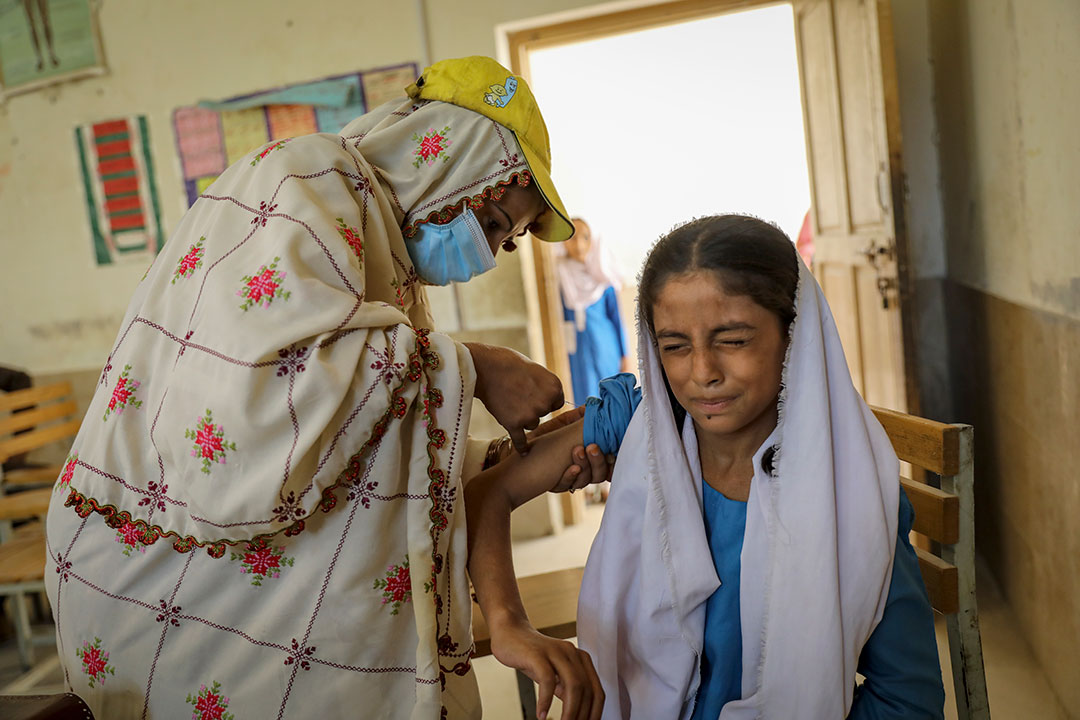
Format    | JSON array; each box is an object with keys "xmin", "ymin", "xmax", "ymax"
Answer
[{"xmin": 406, "ymin": 56, "xmax": 574, "ymax": 243}]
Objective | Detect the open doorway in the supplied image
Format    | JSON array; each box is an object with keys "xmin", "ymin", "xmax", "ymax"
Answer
[
  {"xmin": 503, "ymin": 0, "xmax": 916, "ymax": 420},
  {"xmin": 526, "ymin": 4, "xmax": 812, "ymax": 387}
]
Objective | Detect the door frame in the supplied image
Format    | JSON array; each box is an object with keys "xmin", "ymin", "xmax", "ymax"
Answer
[{"xmin": 501, "ymin": 0, "xmax": 920, "ymax": 412}]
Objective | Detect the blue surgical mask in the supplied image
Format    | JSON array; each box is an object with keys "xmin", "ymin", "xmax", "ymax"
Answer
[{"xmin": 406, "ymin": 205, "xmax": 496, "ymax": 286}]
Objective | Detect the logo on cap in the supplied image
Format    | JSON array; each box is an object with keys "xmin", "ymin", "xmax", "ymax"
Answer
[{"xmin": 483, "ymin": 77, "xmax": 518, "ymax": 108}]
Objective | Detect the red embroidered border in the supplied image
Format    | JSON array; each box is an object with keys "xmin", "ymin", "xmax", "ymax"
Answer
[
  {"xmin": 401, "ymin": 171, "xmax": 533, "ymax": 239},
  {"xmin": 63, "ymin": 328, "xmax": 439, "ymax": 558}
]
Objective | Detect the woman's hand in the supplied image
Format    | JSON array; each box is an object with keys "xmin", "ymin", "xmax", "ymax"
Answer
[
  {"xmin": 467, "ymin": 343, "xmax": 565, "ymax": 455},
  {"xmin": 489, "ymin": 410, "xmax": 614, "ymax": 498},
  {"xmin": 509, "ymin": 407, "xmax": 612, "ymax": 491},
  {"xmin": 489, "ymin": 613, "xmax": 604, "ymax": 720}
]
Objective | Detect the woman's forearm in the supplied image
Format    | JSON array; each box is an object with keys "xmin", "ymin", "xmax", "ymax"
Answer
[{"xmin": 465, "ymin": 470, "xmax": 525, "ymax": 630}]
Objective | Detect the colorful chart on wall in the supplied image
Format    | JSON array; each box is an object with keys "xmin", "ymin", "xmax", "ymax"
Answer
[
  {"xmin": 74, "ymin": 116, "xmax": 164, "ymax": 266},
  {"xmin": 172, "ymin": 63, "xmax": 417, "ymax": 207}
]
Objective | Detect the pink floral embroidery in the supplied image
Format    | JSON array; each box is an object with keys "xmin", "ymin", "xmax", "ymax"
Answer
[
  {"xmin": 56, "ymin": 453, "xmax": 78, "ymax": 493},
  {"xmin": 335, "ymin": 217, "xmax": 364, "ymax": 263},
  {"xmin": 374, "ymin": 556, "xmax": 431, "ymax": 615},
  {"xmin": 76, "ymin": 637, "xmax": 115, "ymax": 688},
  {"xmin": 103, "ymin": 364, "xmax": 143, "ymax": 421},
  {"xmin": 238, "ymin": 256, "xmax": 290, "ymax": 311},
  {"xmin": 184, "ymin": 409, "xmax": 236, "ymax": 475},
  {"xmin": 115, "ymin": 521, "xmax": 148, "ymax": 557},
  {"xmin": 250, "ymin": 138, "xmax": 291, "ymax": 166},
  {"xmin": 173, "ymin": 237, "xmax": 206, "ymax": 283},
  {"xmin": 230, "ymin": 542, "xmax": 294, "ymax": 586},
  {"xmin": 412, "ymin": 126, "xmax": 452, "ymax": 168},
  {"xmin": 186, "ymin": 680, "xmax": 234, "ymax": 720}
]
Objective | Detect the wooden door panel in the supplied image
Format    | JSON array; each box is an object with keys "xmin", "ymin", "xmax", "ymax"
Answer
[
  {"xmin": 797, "ymin": 0, "xmax": 846, "ymax": 233},
  {"xmin": 819, "ymin": 263, "xmax": 864, "ymax": 395},
  {"xmin": 835, "ymin": 0, "xmax": 887, "ymax": 230},
  {"xmin": 795, "ymin": 0, "xmax": 910, "ymax": 411},
  {"xmin": 855, "ymin": 259, "xmax": 904, "ymax": 408}
]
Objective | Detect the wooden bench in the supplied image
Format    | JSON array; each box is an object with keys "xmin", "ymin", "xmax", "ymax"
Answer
[
  {"xmin": 0, "ymin": 382, "xmax": 81, "ymax": 493},
  {"xmin": 472, "ymin": 407, "xmax": 990, "ymax": 720},
  {"xmin": 0, "ymin": 381, "xmax": 82, "ymax": 670}
]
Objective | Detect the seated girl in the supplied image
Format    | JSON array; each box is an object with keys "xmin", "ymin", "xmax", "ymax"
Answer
[{"xmin": 576, "ymin": 215, "xmax": 945, "ymax": 719}]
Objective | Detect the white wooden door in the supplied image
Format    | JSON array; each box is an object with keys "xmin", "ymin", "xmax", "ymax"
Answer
[{"xmin": 793, "ymin": 0, "xmax": 915, "ymax": 412}]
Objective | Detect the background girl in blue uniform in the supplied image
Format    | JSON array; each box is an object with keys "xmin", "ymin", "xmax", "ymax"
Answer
[
  {"xmin": 577, "ymin": 215, "xmax": 945, "ymax": 719},
  {"xmin": 556, "ymin": 217, "xmax": 630, "ymax": 405}
]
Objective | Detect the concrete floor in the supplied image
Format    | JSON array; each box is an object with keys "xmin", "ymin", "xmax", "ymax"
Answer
[{"xmin": 2, "ymin": 502, "xmax": 1070, "ymax": 719}]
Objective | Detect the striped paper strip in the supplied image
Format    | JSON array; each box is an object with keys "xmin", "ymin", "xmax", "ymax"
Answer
[{"xmin": 75, "ymin": 116, "xmax": 163, "ymax": 265}]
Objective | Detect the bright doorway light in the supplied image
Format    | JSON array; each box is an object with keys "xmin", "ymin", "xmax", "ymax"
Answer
[{"xmin": 528, "ymin": 3, "xmax": 811, "ymax": 280}]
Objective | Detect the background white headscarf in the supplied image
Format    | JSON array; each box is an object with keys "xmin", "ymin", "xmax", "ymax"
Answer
[
  {"xmin": 577, "ymin": 258, "xmax": 900, "ymax": 719},
  {"xmin": 554, "ymin": 228, "xmax": 624, "ymax": 331}
]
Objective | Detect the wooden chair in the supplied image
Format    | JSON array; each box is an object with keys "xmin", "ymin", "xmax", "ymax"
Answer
[
  {"xmin": 472, "ymin": 408, "xmax": 990, "ymax": 720},
  {"xmin": 871, "ymin": 406, "xmax": 990, "ymax": 720},
  {"xmin": 0, "ymin": 381, "xmax": 81, "ymax": 670}
]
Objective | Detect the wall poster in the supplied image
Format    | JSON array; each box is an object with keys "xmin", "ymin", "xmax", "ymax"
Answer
[
  {"xmin": 74, "ymin": 115, "xmax": 164, "ymax": 266},
  {"xmin": 172, "ymin": 63, "xmax": 418, "ymax": 207},
  {"xmin": 0, "ymin": 0, "xmax": 107, "ymax": 100}
]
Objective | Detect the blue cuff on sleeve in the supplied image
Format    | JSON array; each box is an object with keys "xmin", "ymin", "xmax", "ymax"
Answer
[{"xmin": 582, "ymin": 373, "xmax": 642, "ymax": 455}]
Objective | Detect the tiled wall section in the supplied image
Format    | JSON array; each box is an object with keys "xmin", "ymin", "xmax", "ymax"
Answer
[{"xmin": 945, "ymin": 281, "xmax": 1080, "ymax": 715}]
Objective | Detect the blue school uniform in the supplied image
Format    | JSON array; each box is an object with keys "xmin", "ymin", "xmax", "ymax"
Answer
[
  {"xmin": 690, "ymin": 485, "xmax": 945, "ymax": 720},
  {"xmin": 563, "ymin": 286, "xmax": 627, "ymax": 405}
]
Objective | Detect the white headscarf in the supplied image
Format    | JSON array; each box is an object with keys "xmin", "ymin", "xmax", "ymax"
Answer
[
  {"xmin": 577, "ymin": 258, "xmax": 900, "ymax": 719},
  {"xmin": 342, "ymin": 98, "xmax": 534, "ymax": 238},
  {"xmin": 51, "ymin": 98, "xmax": 538, "ymax": 716},
  {"xmin": 554, "ymin": 228, "xmax": 623, "ymax": 332}
]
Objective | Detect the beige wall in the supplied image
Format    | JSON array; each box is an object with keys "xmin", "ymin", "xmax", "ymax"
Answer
[
  {"xmin": 1, "ymin": 1, "xmax": 412, "ymax": 373},
  {"xmin": 924, "ymin": 0, "xmax": 1080, "ymax": 715},
  {"xmin": 0, "ymin": 0, "xmax": 610, "ymax": 377},
  {"xmin": 933, "ymin": 0, "xmax": 1080, "ymax": 322},
  {"xmin": 0, "ymin": 0, "xmax": 611, "ymax": 540}
]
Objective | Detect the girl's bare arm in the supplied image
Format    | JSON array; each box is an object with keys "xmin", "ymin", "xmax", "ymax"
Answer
[{"xmin": 465, "ymin": 419, "xmax": 603, "ymax": 720}]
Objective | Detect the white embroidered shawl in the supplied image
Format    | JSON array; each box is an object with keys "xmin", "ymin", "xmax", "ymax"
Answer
[
  {"xmin": 48, "ymin": 98, "xmax": 534, "ymax": 717},
  {"xmin": 577, "ymin": 260, "xmax": 900, "ymax": 719}
]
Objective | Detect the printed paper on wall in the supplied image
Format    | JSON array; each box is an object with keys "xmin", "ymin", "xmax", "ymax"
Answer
[
  {"xmin": 74, "ymin": 116, "xmax": 164, "ymax": 266},
  {"xmin": 172, "ymin": 63, "xmax": 417, "ymax": 207}
]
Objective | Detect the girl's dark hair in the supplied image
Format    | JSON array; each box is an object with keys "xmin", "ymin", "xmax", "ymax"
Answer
[
  {"xmin": 641, "ymin": 215, "xmax": 799, "ymax": 446},
  {"xmin": 639, "ymin": 214, "xmax": 799, "ymax": 335}
]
